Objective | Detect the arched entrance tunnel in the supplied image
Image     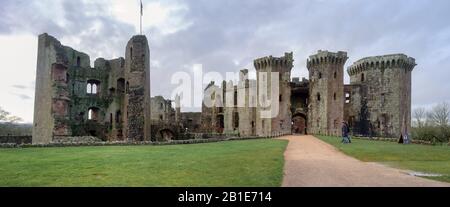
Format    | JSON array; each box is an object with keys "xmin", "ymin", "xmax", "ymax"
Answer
[{"xmin": 292, "ymin": 113, "xmax": 307, "ymax": 135}]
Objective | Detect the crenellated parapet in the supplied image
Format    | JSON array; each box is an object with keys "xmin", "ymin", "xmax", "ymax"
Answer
[
  {"xmin": 347, "ymin": 54, "xmax": 416, "ymax": 76},
  {"xmin": 253, "ymin": 52, "xmax": 294, "ymax": 70},
  {"xmin": 307, "ymin": 50, "xmax": 348, "ymax": 69}
]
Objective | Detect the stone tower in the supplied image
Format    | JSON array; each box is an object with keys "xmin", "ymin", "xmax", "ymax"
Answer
[
  {"xmin": 347, "ymin": 54, "xmax": 416, "ymax": 137},
  {"xmin": 124, "ymin": 35, "xmax": 151, "ymax": 141},
  {"xmin": 307, "ymin": 50, "xmax": 348, "ymax": 136},
  {"xmin": 33, "ymin": 33, "xmax": 72, "ymax": 144},
  {"xmin": 254, "ymin": 52, "xmax": 294, "ymax": 137}
]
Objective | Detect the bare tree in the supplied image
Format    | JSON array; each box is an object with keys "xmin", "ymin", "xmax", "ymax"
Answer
[
  {"xmin": 0, "ymin": 107, "xmax": 23, "ymax": 123},
  {"xmin": 428, "ymin": 102, "xmax": 450, "ymax": 127},
  {"xmin": 413, "ymin": 107, "xmax": 426, "ymax": 128},
  {"xmin": 0, "ymin": 107, "xmax": 11, "ymax": 122}
]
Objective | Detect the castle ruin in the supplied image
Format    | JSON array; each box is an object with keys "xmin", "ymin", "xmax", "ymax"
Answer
[{"xmin": 32, "ymin": 33, "xmax": 416, "ymax": 144}]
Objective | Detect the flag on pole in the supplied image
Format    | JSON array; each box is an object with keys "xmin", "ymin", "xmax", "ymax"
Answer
[{"xmin": 141, "ymin": 0, "xmax": 143, "ymax": 16}]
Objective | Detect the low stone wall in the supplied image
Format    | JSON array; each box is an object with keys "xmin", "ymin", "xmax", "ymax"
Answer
[
  {"xmin": 53, "ymin": 136, "xmax": 103, "ymax": 143},
  {"xmin": 0, "ymin": 136, "xmax": 32, "ymax": 144},
  {"xmin": 351, "ymin": 136, "xmax": 442, "ymax": 146},
  {"xmin": 0, "ymin": 136, "xmax": 279, "ymax": 148}
]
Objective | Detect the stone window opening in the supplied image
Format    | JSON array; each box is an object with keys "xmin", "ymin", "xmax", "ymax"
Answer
[
  {"xmin": 318, "ymin": 72, "xmax": 322, "ymax": 79},
  {"xmin": 160, "ymin": 103, "xmax": 164, "ymax": 110},
  {"xmin": 87, "ymin": 80, "xmax": 101, "ymax": 95},
  {"xmin": 76, "ymin": 56, "xmax": 81, "ymax": 67},
  {"xmin": 117, "ymin": 78, "xmax": 125, "ymax": 93},
  {"xmin": 115, "ymin": 110, "xmax": 121, "ymax": 124},
  {"xmin": 126, "ymin": 81, "xmax": 130, "ymax": 93},
  {"xmin": 233, "ymin": 112, "xmax": 239, "ymax": 129},
  {"xmin": 88, "ymin": 107, "xmax": 100, "ymax": 121},
  {"xmin": 159, "ymin": 115, "xmax": 163, "ymax": 121},
  {"xmin": 361, "ymin": 73, "xmax": 365, "ymax": 82},
  {"xmin": 333, "ymin": 93, "xmax": 337, "ymax": 101},
  {"xmin": 345, "ymin": 92, "xmax": 351, "ymax": 104},
  {"xmin": 279, "ymin": 95, "xmax": 283, "ymax": 102},
  {"xmin": 334, "ymin": 71, "xmax": 337, "ymax": 79},
  {"xmin": 130, "ymin": 47, "xmax": 133, "ymax": 60},
  {"xmin": 317, "ymin": 93, "xmax": 321, "ymax": 101},
  {"xmin": 109, "ymin": 113, "xmax": 113, "ymax": 129}
]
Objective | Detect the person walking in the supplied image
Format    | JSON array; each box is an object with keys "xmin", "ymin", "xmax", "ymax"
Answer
[{"xmin": 342, "ymin": 121, "xmax": 350, "ymax": 144}]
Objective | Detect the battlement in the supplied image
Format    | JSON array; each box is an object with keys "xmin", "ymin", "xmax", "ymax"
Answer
[
  {"xmin": 347, "ymin": 54, "xmax": 416, "ymax": 76},
  {"xmin": 307, "ymin": 50, "xmax": 348, "ymax": 69},
  {"xmin": 253, "ymin": 52, "xmax": 294, "ymax": 70}
]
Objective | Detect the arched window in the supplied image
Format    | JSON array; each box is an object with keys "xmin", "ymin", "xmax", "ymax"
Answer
[
  {"xmin": 334, "ymin": 71, "xmax": 337, "ymax": 79},
  {"xmin": 361, "ymin": 73, "xmax": 365, "ymax": 82},
  {"xmin": 317, "ymin": 93, "xmax": 321, "ymax": 101},
  {"xmin": 76, "ymin": 56, "xmax": 81, "ymax": 67},
  {"xmin": 92, "ymin": 84, "xmax": 97, "ymax": 94},
  {"xmin": 318, "ymin": 72, "xmax": 322, "ymax": 79},
  {"xmin": 88, "ymin": 107, "xmax": 100, "ymax": 121},
  {"xmin": 334, "ymin": 93, "xmax": 337, "ymax": 101},
  {"xmin": 86, "ymin": 83, "xmax": 92, "ymax": 94}
]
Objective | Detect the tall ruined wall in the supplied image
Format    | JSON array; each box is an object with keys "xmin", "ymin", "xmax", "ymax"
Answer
[
  {"xmin": 237, "ymin": 70, "xmax": 257, "ymax": 137},
  {"xmin": 33, "ymin": 34, "xmax": 69, "ymax": 144},
  {"xmin": 347, "ymin": 54, "xmax": 416, "ymax": 137},
  {"xmin": 223, "ymin": 82, "xmax": 238, "ymax": 134},
  {"xmin": 307, "ymin": 50, "xmax": 348, "ymax": 136},
  {"xmin": 124, "ymin": 35, "xmax": 151, "ymax": 141},
  {"xmin": 254, "ymin": 52, "xmax": 293, "ymax": 137}
]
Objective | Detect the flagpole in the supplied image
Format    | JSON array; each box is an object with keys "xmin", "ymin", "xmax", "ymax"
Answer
[{"xmin": 140, "ymin": 0, "xmax": 143, "ymax": 35}]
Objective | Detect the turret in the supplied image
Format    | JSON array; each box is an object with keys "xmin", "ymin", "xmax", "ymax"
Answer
[{"xmin": 307, "ymin": 50, "xmax": 348, "ymax": 136}]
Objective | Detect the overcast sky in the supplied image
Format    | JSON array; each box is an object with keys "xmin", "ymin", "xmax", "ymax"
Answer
[{"xmin": 0, "ymin": 0, "xmax": 449, "ymax": 123}]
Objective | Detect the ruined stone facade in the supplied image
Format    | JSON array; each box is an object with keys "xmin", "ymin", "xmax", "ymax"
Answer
[{"xmin": 33, "ymin": 33, "xmax": 151, "ymax": 144}]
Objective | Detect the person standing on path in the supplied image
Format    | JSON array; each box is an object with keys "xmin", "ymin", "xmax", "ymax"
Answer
[{"xmin": 342, "ymin": 121, "xmax": 350, "ymax": 144}]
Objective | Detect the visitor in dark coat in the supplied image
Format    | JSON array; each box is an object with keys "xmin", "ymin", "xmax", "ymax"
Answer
[{"xmin": 342, "ymin": 122, "xmax": 350, "ymax": 144}]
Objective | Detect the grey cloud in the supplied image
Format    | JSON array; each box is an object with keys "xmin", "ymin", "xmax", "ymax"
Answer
[{"xmin": 11, "ymin": 85, "xmax": 27, "ymax": 89}]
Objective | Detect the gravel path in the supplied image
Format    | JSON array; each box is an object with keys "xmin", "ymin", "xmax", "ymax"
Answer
[{"xmin": 280, "ymin": 135, "xmax": 449, "ymax": 187}]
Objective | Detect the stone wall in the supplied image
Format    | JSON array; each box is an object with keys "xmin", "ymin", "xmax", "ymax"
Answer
[{"xmin": 0, "ymin": 136, "xmax": 32, "ymax": 144}]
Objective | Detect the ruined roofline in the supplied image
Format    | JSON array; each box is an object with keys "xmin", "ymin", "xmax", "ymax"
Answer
[
  {"xmin": 347, "ymin": 54, "xmax": 416, "ymax": 76},
  {"xmin": 39, "ymin": 33, "xmax": 126, "ymax": 68},
  {"xmin": 253, "ymin": 52, "xmax": 294, "ymax": 70},
  {"xmin": 307, "ymin": 50, "xmax": 348, "ymax": 69}
]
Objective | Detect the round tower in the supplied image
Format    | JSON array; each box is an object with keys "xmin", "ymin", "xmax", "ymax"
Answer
[
  {"xmin": 307, "ymin": 50, "xmax": 348, "ymax": 136},
  {"xmin": 347, "ymin": 54, "xmax": 416, "ymax": 137},
  {"xmin": 254, "ymin": 52, "xmax": 294, "ymax": 137}
]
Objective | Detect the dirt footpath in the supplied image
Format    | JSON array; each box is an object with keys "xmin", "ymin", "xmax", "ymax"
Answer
[{"xmin": 280, "ymin": 135, "xmax": 449, "ymax": 187}]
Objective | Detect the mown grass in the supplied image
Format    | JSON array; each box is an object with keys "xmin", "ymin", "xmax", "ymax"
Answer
[
  {"xmin": 0, "ymin": 139, "xmax": 288, "ymax": 187},
  {"xmin": 317, "ymin": 136, "xmax": 450, "ymax": 183}
]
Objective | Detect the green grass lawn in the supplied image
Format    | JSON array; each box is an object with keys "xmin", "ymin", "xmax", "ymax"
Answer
[
  {"xmin": 317, "ymin": 136, "xmax": 450, "ymax": 183},
  {"xmin": 0, "ymin": 139, "xmax": 288, "ymax": 187}
]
